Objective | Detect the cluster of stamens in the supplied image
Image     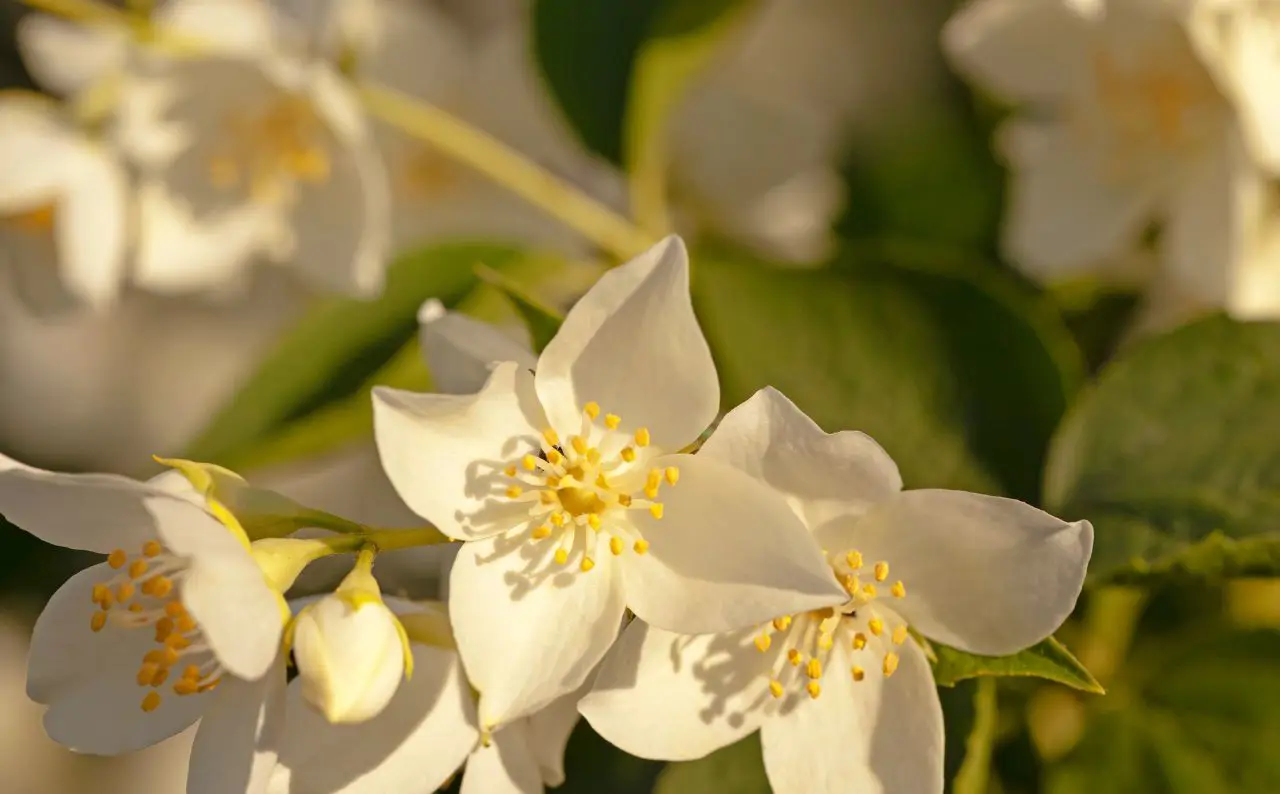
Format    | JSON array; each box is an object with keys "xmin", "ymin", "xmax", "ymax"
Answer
[
  {"xmin": 91, "ymin": 541, "xmax": 220, "ymax": 712},
  {"xmin": 753, "ymin": 549, "xmax": 909, "ymax": 700},
  {"xmin": 501, "ymin": 402, "xmax": 676, "ymax": 573},
  {"xmin": 206, "ymin": 96, "xmax": 331, "ymax": 203}
]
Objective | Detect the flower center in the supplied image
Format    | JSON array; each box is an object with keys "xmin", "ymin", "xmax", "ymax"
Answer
[
  {"xmin": 499, "ymin": 401, "xmax": 677, "ymax": 573},
  {"xmin": 205, "ymin": 95, "xmax": 331, "ymax": 204},
  {"xmin": 753, "ymin": 548, "xmax": 910, "ymax": 700},
  {"xmin": 90, "ymin": 541, "xmax": 221, "ymax": 712}
]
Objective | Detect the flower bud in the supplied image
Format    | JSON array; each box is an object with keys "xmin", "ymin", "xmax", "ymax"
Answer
[{"xmin": 290, "ymin": 552, "xmax": 411, "ymax": 724}]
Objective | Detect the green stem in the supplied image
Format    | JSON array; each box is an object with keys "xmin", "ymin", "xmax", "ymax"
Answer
[{"xmin": 1079, "ymin": 586, "xmax": 1148, "ymax": 685}]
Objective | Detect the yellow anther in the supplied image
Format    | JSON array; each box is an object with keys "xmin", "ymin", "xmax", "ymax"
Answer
[
  {"xmin": 108, "ymin": 549, "xmax": 127, "ymax": 569},
  {"xmin": 874, "ymin": 562, "xmax": 889, "ymax": 582},
  {"xmin": 664, "ymin": 467, "xmax": 680, "ymax": 486},
  {"xmin": 787, "ymin": 649, "xmax": 802, "ymax": 666},
  {"xmin": 588, "ymin": 514, "xmax": 602, "ymax": 530},
  {"xmin": 180, "ymin": 664, "xmax": 200, "ymax": 680},
  {"xmin": 554, "ymin": 549, "xmax": 568, "ymax": 566},
  {"xmin": 570, "ymin": 436, "xmax": 588, "ymax": 456},
  {"xmin": 550, "ymin": 512, "xmax": 567, "ymax": 528},
  {"xmin": 506, "ymin": 485, "xmax": 523, "ymax": 499},
  {"xmin": 853, "ymin": 632, "xmax": 867, "ymax": 650},
  {"xmin": 580, "ymin": 557, "xmax": 596, "ymax": 573},
  {"xmin": 165, "ymin": 602, "xmax": 186, "ymax": 618},
  {"xmin": 818, "ymin": 633, "xmax": 834, "ymax": 650},
  {"xmin": 543, "ymin": 429, "xmax": 560, "ymax": 447},
  {"xmin": 883, "ymin": 653, "xmax": 900, "ymax": 677},
  {"xmin": 522, "ymin": 454, "xmax": 539, "ymax": 471},
  {"xmin": 136, "ymin": 663, "xmax": 158, "ymax": 687},
  {"xmin": 117, "ymin": 582, "xmax": 135, "ymax": 602},
  {"xmin": 769, "ymin": 680, "xmax": 784, "ymax": 699},
  {"xmin": 146, "ymin": 577, "xmax": 174, "ymax": 598},
  {"xmin": 862, "ymin": 584, "xmax": 877, "ymax": 598},
  {"xmin": 605, "ymin": 414, "xmax": 621, "ymax": 430},
  {"xmin": 806, "ymin": 658, "xmax": 822, "ymax": 680},
  {"xmin": 846, "ymin": 551, "xmax": 863, "ymax": 569},
  {"xmin": 143, "ymin": 541, "xmax": 163, "ymax": 558},
  {"xmin": 868, "ymin": 618, "xmax": 884, "ymax": 636},
  {"xmin": 892, "ymin": 626, "xmax": 909, "ymax": 645},
  {"xmin": 618, "ymin": 494, "xmax": 633, "ymax": 507},
  {"xmin": 165, "ymin": 633, "xmax": 191, "ymax": 651},
  {"xmin": 649, "ymin": 503, "xmax": 664, "ymax": 519},
  {"xmin": 539, "ymin": 491, "xmax": 557, "ymax": 505},
  {"xmin": 754, "ymin": 634, "xmax": 772, "ymax": 652},
  {"xmin": 141, "ymin": 692, "xmax": 162, "ymax": 712},
  {"xmin": 546, "ymin": 448, "xmax": 563, "ymax": 465},
  {"xmin": 840, "ymin": 574, "xmax": 859, "ymax": 594},
  {"xmin": 584, "ymin": 402, "xmax": 601, "ymax": 419},
  {"xmin": 128, "ymin": 560, "xmax": 149, "ymax": 579},
  {"xmin": 595, "ymin": 473, "xmax": 611, "ymax": 489},
  {"xmin": 633, "ymin": 539, "xmax": 650, "ymax": 554},
  {"xmin": 634, "ymin": 428, "xmax": 650, "ymax": 447},
  {"xmin": 620, "ymin": 447, "xmax": 637, "ymax": 463},
  {"xmin": 90, "ymin": 612, "xmax": 107, "ymax": 632},
  {"xmin": 806, "ymin": 681, "xmax": 822, "ymax": 699},
  {"xmin": 852, "ymin": 666, "xmax": 865, "ymax": 682},
  {"xmin": 128, "ymin": 603, "xmax": 143, "ymax": 613},
  {"xmin": 92, "ymin": 583, "xmax": 111, "ymax": 606},
  {"xmin": 610, "ymin": 536, "xmax": 624, "ymax": 556},
  {"xmin": 177, "ymin": 615, "xmax": 198, "ymax": 634},
  {"xmin": 174, "ymin": 679, "xmax": 199, "ymax": 696},
  {"xmin": 587, "ymin": 448, "xmax": 602, "ymax": 465},
  {"xmin": 155, "ymin": 617, "xmax": 174, "ymax": 640},
  {"xmin": 773, "ymin": 616, "xmax": 792, "ymax": 632},
  {"xmin": 503, "ymin": 465, "xmax": 517, "ymax": 478},
  {"xmin": 891, "ymin": 581, "xmax": 906, "ymax": 599},
  {"xmin": 545, "ymin": 476, "xmax": 561, "ymax": 488},
  {"xmin": 150, "ymin": 667, "xmax": 169, "ymax": 687}
]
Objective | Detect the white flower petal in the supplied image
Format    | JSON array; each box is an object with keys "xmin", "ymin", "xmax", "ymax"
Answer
[
  {"xmin": 524, "ymin": 691, "xmax": 582, "ymax": 786},
  {"xmin": 942, "ymin": 0, "xmax": 1091, "ymax": 104},
  {"xmin": 157, "ymin": 0, "xmax": 278, "ymax": 54},
  {"xmin": 418, "ymin": 301, "xmax": 537, "ymax": 396},
  {"xmin": 623, "ymin": 454, "xmax": 847, "ymax": 635},
  {"xmin": 581, "ymin": 621, "xmax": 767, "ymax": 761},
  {"xmin": 700, "ymin": 387, "xmax": 902, "ymax": 527},
  {"xmin": 0, "ymin": 459, "xmax": 166, "ymax": 553},
  {"xmin": 16, "ymin": 14, "xmax": 129, "ymax": 96},
  {"xmin": 187, "ymin": 658, "xmax": 287, "ymax": 794},
  {"xmin": 269, "ymin": 643, "xmax": 478, "ymax": 794},
  {"xmin": 998, "ymin": 119, "xmax": 1158, "ymax": 279},
  {"xmin": 534, "ymin": 235, "xmax": 718, "ymax": 449},
  {"xmin": 27, "ymin": 564, "xmax": 209, "ymax": 754},
  {"xmin": 372, "ymin": 362, "xmax": 546, "ymax": 540},
  {"xmin": 833, "ymin": 490, "xmax": 1093, "ymax": 655},
  {"xmin": 449, "ymin": 536, "xmax": 627, "ymax": 727},
  {"xmin": 0, "ymin": 96, "xmax": 71, "ymax": 208},
  {"xmin": 148, "ymin": 496, "xmax": 284, "ymax": 681},
  {"xmin": 461, "ymin": 723, "xmax": 543, "ymax": 794},
  {"xmin": 56, "ymin": 141, "xmax": 129, "ymax": 309},
  {"xmin": 759, "ymin": 637, "xmax": 943, "ymax": 794}
]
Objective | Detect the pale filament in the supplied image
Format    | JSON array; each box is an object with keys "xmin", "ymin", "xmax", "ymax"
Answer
[
  {"xmin": 91, "ymin": 541, "xmax": 221, "ymax": 712},
  {"xmin": 500, "ymin": 401, "xmax": 677, "ymax": 573},
  {"xmin": 753, "ymin": 548, "xmax": 909, "ymax": 700},
  {"xmin": 205, "ymin": 95, "xmax": 331, "ymax": 204}
]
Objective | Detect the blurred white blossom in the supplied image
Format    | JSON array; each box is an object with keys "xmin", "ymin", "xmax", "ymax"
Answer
[{"xmin": 945, "ymin": 0, "xmax": 1280, "ymax": 319}]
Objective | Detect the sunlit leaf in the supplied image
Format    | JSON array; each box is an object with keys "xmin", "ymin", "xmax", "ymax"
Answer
[
  {"xmin": 1045, "ymin": 316, "xmax": 1280, "ymax": 582},
  {"xmin": 929, "ymin": 637, "xmax": 1103, "ymax": 694}
]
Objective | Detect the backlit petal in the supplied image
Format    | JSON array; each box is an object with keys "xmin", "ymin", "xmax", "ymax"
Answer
[{"xmin": 418, "ymin": 300, "xmax": 536, "ymax": 396}]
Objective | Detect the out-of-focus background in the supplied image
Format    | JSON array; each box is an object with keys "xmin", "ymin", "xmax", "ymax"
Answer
[{"xmin": 1, "ymin": 0, "xmax": 1278, "ymax": 792}]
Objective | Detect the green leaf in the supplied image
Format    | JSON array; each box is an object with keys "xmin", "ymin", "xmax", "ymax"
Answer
[
  {"xmin": 557, "ymin": 723, "xmax": 663, "ymax": 794},
  {"xmin": 694, "ymin": 250, "xmax": 1082, "ymax": 499},
  {"xmin": 945, "ymin": 679, "xmax": 1000, "ymax": 794},
  {"xmin": 653, "ymin": 735, "xmax": 770, "ymax": 794},
  {"xmin": 1045, "ymin": 316, "xmax": 1280, "ymax": 582},
  {"xmin": 475, "ymin": 264, "xmax": 564, "ymax": 353},
  {"xmin": 184, "ymin": 243, "xmax": 524, "ymax": 464},
  {"xmin": 1045, "ymin": 630, "xmax": 1280, "ymax": 794},
  {"xmin": 929, "ymin": 637, "xmax": 1103, "ymax": 694}
]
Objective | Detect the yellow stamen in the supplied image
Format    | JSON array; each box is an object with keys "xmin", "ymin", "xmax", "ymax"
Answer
[
  {"xmin": 522, "ymin": 454, "xmax": 539, "ymax": 471},
  {"xmin": 610, "ymin": 536, "xmax": 624, "ymax": 556},
  {"xmin": 605, "ymin": 414, "xmax": 621, "ymax": 429},
  {"xmin": 664, "ymin": 467, "xmax": 680, "ymax": 486},
  {"xmin": 754, "ymin": 634, "xmax": 772, "ymax": 652},
  {"xmin": 554, "ymin": 549, "xmax": 568, "ymax": 565},
  {"xmin": 570, "ymin": 436, "xmax": 588, "ymax": 456},
  {"xmin": 141, "ymin": 692, "xmax": 162, "ymax": 712},
  {"xmin": 852, "ymin": 666, "xmax": 865, "ymax": 682},
  {"xmin": 852, "ymin": 633, "xmax": 867, "ymax": 650},
  {"xmin": 773, "ymin": 616, "xmax": 792, "ymax": 632},
  {"xmin": 546, "ymin": 448, "xmax": 563, "ymax": 465},
  {"xmin": 787, "ymin": 649, "xmax": 802, "ymax": 666},
  {"xmin": 874, "ymin": 562, "xmax": 889, "ymax": 582},
  {"xmin": 584, "ymin": 402, "xmax": 600, "ymax": 419},
  {"xmin": 634, "ymin": 428, "xmax": 650, "ymax": 447},
  {"xmin": 846, "ymin": 551, "xmax": 863, "ymax": 569},
  {"xmin": 543, "ymin": 429, "xmax": 560, "ymax": 447},
  {"xmin": 550, "ymin": 512, "xmax": 567, "ymax": 528},
  {"xmin": 117, "ymin": 582, "xmax": 135, "ymax": 602},
  {"xmin": 587, "ymin": 448, "xmax": 602, "ymax": 465},
  {"xmin": 769, "ymin": 680, "xmax": 784, "ymax": 699},
  {"xmin": 891, "ymin": 581, "xmax": 906, "ymax": 598},
  {"xmin": 868, "ymin": 618, "xmax": 884, "ymax": 636},
  {"xmin": 806, "ymin": 658, "xmax": 822, "ymax": 679},
  {"xmin": 506, "ymin": 485, "xmax": 523, "ymax": 499},
  {"xmin": 587, "ymin": 514, "xmax": 602, "ymax": 530},
  {"xmin": 503, "ymin": 465, "xmax": 517, "ymax": 477},
  {"xmin": 883, "ymin": 653, "xmax": 900, "ymax": 677},
  {"xmin": 633, "ymin": 539, "xmax": 650, "ymax": 554},
  {"xmin": 90, "ymin": 612, "xmax": 107, "ymax": 632},
  {"xmin": 649, "ymin": 503, "xmax": 664, "ymax": 519},
  {"xmin": 128, "ymin": 560, "xmax": 149, "ymax": 579},
  {"xmin": 862, "ymin": 584, "xmax": 877, "ymax": 598},
  {"xmin": 620, "ymin": 447, "xmax": 636, "ymax": 462},
  {"xmin": 580, "ymin": 557, "xmax": 595, "ymax": 572},
  {"xmin": 136, "ymin": 663, "xmax": 158, "ymax": 687},
  {"xmin": 143, "ymin": 541, "xmax": 163, "ymax": 558},
  {"xmin": 892, "ymin": 626, "xmax": 909, "ymax": 645},
  {"xmin": 806, "ymin": 681, "xmax": 821, "ymax": 699},
  {"xmin": 532, "ymin": 525, "xmax": 552, "ymax": 540},
  {"xmin": 108, "ymin": 549, "xmax": 127, "ymax": 569}
]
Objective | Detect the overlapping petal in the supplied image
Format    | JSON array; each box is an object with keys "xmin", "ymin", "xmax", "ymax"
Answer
[
  {"xmin": 372, "ymin": 362, "xmax": 546, "ymax": 539},
  {"xmin": 460, "ymin": 723, "xmax": 543, "ymax": 794},
  {"xmin": 418, "ymin": 300, "xmax": 537, "ymax": 396},
  {"xmin": 449, "ymin": 536, "xmax": 626, "ymax": 727},
  {"xmin": 581, "ymin": 621, "xmax": 768, "ymax": 761},
  {"xmin": 534, "ymin": 235, "xmax": 718, "ymax": 450},
  {"xmin": 187, "ymin": 658, "xmax": 287, "ymax": 794}
]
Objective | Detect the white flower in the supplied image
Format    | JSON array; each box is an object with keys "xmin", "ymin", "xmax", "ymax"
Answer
[
  {"xmin": 0, "ymin": 453, "xmax": 288, "ymax": 794},
  {"xmin": 268, "ymin": 599, "xmax": 581, "ymax": 794},
  {"xmin": 580, "ymin": 387, "xmax": 1094, "ymax": 794},
  {"xmin": 372, "ymin": 236, "xmax": 846, "ymax": 727},
  {"xmin": 944, "ymin": 0, "xmax": 1280, "ymax": 318},
  {"xmin": 114, "ymin": 0, "xmax": 390, "ymax": 298},
  {"xmin": 290, "ymin": 554, "xmax": 412, "ymax": 724},
  {"xmin": 0, "ymin": 92, "xmax": 128, "ymax": 313}
]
